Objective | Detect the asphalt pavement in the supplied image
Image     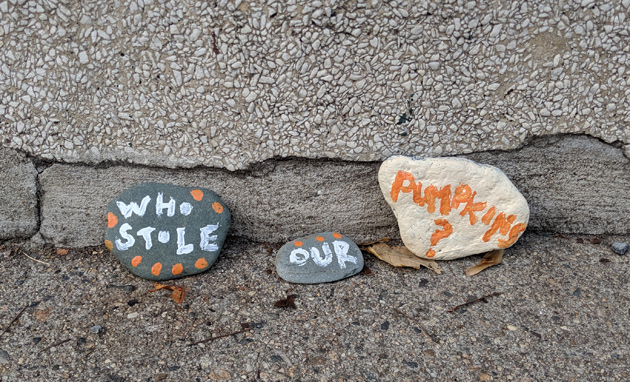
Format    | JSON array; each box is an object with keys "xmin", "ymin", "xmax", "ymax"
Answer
[{"xmin": 0, "ymin": 232, "xmax": 629, "ymax": 381}]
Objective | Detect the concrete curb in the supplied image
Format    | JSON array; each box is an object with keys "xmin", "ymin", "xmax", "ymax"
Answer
[
  {"xmin": 464, "ymin": 134, "xmax": 630, "ymax": 235},
  {"xmin": 38, "ymin": 159, "xmax": 398, "ymax": 247},
  {"xmin": 0, "ymin": 148, "xmax": 39, "ymax": 239},
  {"xmin": 2, "ymin": 134, "xmax": 629, "ymax": 247}
]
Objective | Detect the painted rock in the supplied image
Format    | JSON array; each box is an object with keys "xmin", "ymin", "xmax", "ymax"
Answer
[
  {"xmin": 379, "ymin": 156, "xmax": 529, "ymax": 260},
  {"xmin": 275, "ymin": 232, "xmax": 364, "ymax": 284},
  {"xmin": 611, "ymin": 242, "xmax": 629, "ymax": 255},
  {"xmin": 104, "ymin": 183, "xmax": 230, "ymax": 280}
]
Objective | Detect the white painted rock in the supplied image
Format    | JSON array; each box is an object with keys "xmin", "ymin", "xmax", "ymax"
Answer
[{"xmin": 378, "ymin": 156, "xmax": 529, "ymax": 260}]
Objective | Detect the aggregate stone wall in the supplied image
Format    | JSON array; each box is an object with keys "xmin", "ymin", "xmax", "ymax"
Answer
[
  {"xmin": 37, "ymin": 135, "xmax": 630, "ymax": 248},
  {"xmin": 1, "ymin": 1, "xmax": 630, "ymax": 171},
  {"xmin": 0, "ymin": 148, "xmax": 38, "ymax": 239}
]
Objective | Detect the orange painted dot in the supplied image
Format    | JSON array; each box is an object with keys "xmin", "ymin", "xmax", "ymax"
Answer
[
  {"xmin": 104, "ymin": 240, "xmax": 113, "ymax": 251},
  {"xmin": 107, "ymin": 212, "xmax": 118, "ymax": 228},
  {"xmin": 315, "ymin": 236, "xmax": 325, "ymax": 241},
  {"xmin": 172, "ymin": 263, "xmax": 184, "ymax": 276},
  {"xmin": 333, "ymin": 232, "xmax": 343, "ymax": 239},
  {"xmin": 426, "ymin": 249, "xmax": 436, "ymax": 258},
  {"xmin": 152, "ymin": 262, "xmax": 162, "ymax": 276},
  {"xmin": 212, "ymin": 202, "xmax": 224, "ymax": 214},
  {"xmin": 131, "ymin": 256, "xmax": 142, "ymax": 267},
  {"xmin": 195, "ymin": 258, "xmax": 209, "ymax": 269},
  {"xmin": 190, "ymin": 189, "xmax": 204, "ymax": 201},
  {"xmin": 294, "ymin": 241, "xmax": 303, "ymax": 247}
]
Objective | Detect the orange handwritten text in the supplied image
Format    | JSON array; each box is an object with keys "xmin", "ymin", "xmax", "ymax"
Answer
[
  {"xmin": 430, "ymin": 219, "xmax": 453, "ymax": 245},
  {"xmin": 390, "ymin": 170, "xmax": 526, "ymax": 249},
  {"xmin": 482, "ymin": 212, "xmax": 516, "ymax": 242},
  {"xmin": 390, "ymin": 171, "xmax": 418, "ymax": 202},
  {"xmin": 481, "ymin": 206, "xmax": 497, "ymax": 225},
  {"xmin": 497, "ymin": 223, "xmax": 527, "ymax": 248}
]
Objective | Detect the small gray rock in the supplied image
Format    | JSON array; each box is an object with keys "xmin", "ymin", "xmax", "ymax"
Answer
[
  {"xmin": 104, "ymin": 183, "xmax": 230, "ymax": 280},
  {"xmin": 611, "ymin": 242, "xmax": 629, "ymax": 255},
  {"xmin": 0, "ymin": 349, "xmax": 9, "ymax": 365},
  {"xmin": 275, "ymin": 232, "xmax": 364, "ymax": 284},
  {"xmin": 90, "ymin": 325, "xmax": 102, "ymax": 334}
]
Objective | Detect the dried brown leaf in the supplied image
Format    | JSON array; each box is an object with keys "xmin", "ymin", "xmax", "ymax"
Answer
[
  {"xmin": 465, "ymin": 249, "xmax": 504, "ymax": 276},
  {"xmin": 149, "ymin": 283, "xmax": 185, "ymax": 303},
  {"xmin": 171, "ymin": 286, "xmax": 186, "ymax": 304},
  {"xmin": 366, "ymin": 243, "xmax": 443, "ymax": 274},
  {"xmin": 56, "ymin": 248, "xmax": 69, "ymax": 256},
  {"xmin": 34, "ymin": 307, "xmax": 52, "ymax": 322},
  {"xmin": 149, "ymin": 282, "xmax": 175, "ymax": 292},
  {"xmin": 274, "ymin": 294, "xmax": 297, "ymax": 309},
  {"xmin": 359, "ymin": 266, "xmax": 374, "ymax": 276}
]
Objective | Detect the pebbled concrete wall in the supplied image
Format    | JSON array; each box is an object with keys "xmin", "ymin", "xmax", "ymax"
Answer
[
  {"xmin": 35, "ymin": 135, "xmax": 630, "ymax": 247},
  {"xmin": 1, "ymin": 0, "xmax": 630, "ymax": 170}
]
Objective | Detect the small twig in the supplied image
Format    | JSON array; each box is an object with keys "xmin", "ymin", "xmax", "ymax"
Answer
[
  {"xmin": 83, "ymin": 348, "xmax": 95, "ymax": 360},
  {"xmin": 393, "ymin": 308, "xmax": 439, "ymax": 343},
  {"xmin": 211, "ymin": 32, "xmax": 219, "ymax": 54},
  {"xmin": 446, "ymin": 292, "xmax": 504, "ymax": 314},
  {"xmin": 187, "ymin": 327, "xmax": 252, "ymax": 346},
  {"xmin": 39, "ymin": 338, "xmax": 71, "ymax": 354},
  {"xmin": 22, "ymin": 251, "xmax": 53, "ymax": 266},
  {"xmin": 0, "ymin": 304, "xmax": 29, "ymax": 338}
]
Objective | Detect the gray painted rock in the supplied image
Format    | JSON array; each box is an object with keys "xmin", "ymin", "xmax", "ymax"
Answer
[
  {"xmin": 104, "ymin": 183, "xmax": 230, "ymax": 280},
  {"xmin": 611, "ymin": 242, "xmax": 629, "ymax": 255},
  {"xmin": 379, "ymin": 156, "xmax": 529, "ymax": 260},
  {"xmin": 276, "ymin": 232, "xmax": 364, "ymax": 284}
]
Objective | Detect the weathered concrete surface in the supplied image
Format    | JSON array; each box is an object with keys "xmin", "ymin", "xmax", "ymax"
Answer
[
  {"xmin": 1, "ymin": 1, "xmax": 630, "ymax": 170},
  {"xmin": 0, "ymin": 148, "xmax": 38, "ymax": 239},
  {"xmin": 38, "ymin": 135, "xmax": 630, "ymax": 248},
  {"xmin": 1, "ymin": 233, "xmax": 629, "ymax": 380},
  {"xmin": 39, "ymin": 160, "xmax": 396, "ymax": 247},
  {"xmin": 466, "ymin": 135, "xmax": 630, "ymax": 235}
]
